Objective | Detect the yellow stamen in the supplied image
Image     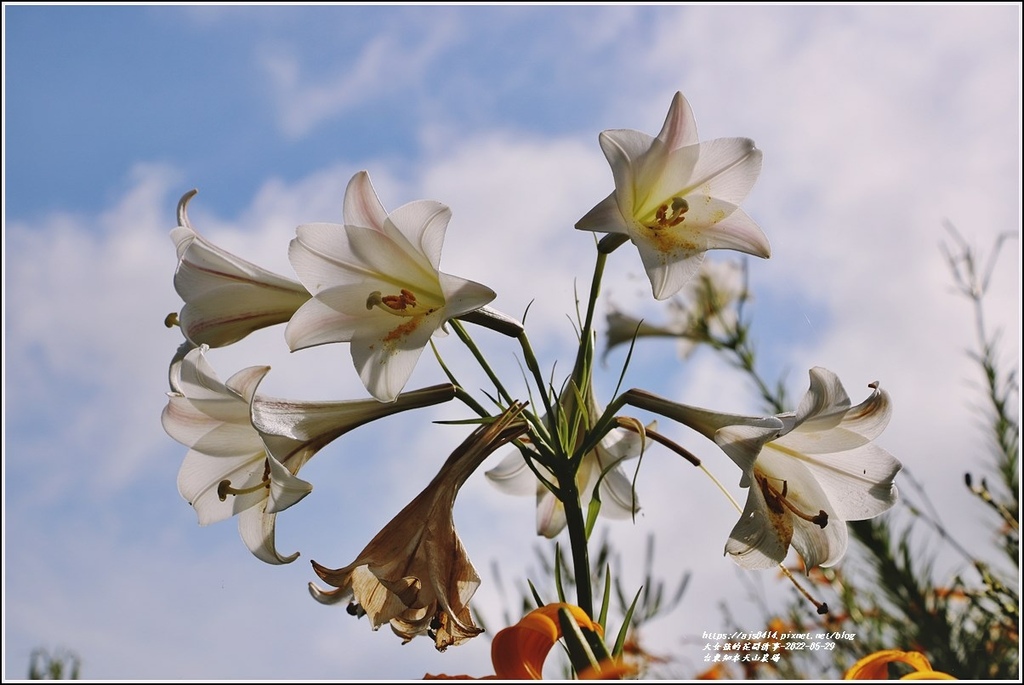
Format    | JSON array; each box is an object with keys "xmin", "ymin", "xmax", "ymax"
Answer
[
  {"xmin": 650, "ymin": 196, "xmax": 689, "ymax": 229},
  {"xmin": 366, "ymin": 288, "xmax": 437, "ymax": 317}
]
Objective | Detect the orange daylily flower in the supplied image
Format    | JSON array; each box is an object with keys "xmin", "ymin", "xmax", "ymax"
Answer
[
  {"xmin": 844, "ymin": 650, "xmax": 956, "ymax": 680},
  {"xmin": 426, "ymin": 603, "xmax": 630, "ymax": 680}
]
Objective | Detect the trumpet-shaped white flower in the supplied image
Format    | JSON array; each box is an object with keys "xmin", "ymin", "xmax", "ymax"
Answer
[
  {"xmin": 309, "ymin": 404, "xmax": 528, "ymax": 651},
  {"xmin": 162, "ymin": 345, "xmax": 456, "ymax": 564},
  {"xmin": 170, "ymin": 190, "xmax": 311, "ymax": 347},
  {"xmin": 486, "ymin": 384, "xmax": 653, "ymax": 538},
  {"xmin": 286, "ymin": 171, "xmax": 496, "ymax": 402},
  {"xmin": 626, "ymin": 367, "xmax": 901, "ymax": 569},
  {"xmin": 577, "ymin": 91, "xmax": 770, "ymax": 300}
]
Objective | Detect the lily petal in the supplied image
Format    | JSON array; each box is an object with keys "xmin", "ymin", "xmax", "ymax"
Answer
[
  {"xmin": 577, "ymin": 91, "xmax": 769, "ymax": 300},
  {"xmin": 625, "ymin": 368, "xmax": 901, "ymax": 570},
  {"xmin": 286, "ymin": 172, "xmax": 495, "ymax": 402},
  {"xmin": 170, "ymin": 221, "xmax": 310, "ymax": 348}
]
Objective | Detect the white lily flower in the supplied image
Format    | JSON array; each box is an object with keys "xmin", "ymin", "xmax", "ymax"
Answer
[
  {"xmin": 309, "ymin": 404, "xmax": 528, "ymax": 651},
  {"xmin": 486, "ymin": 384, "xmax": 653, "ymax": 538},
  {"xmin": 170, "ymin": 190, "xmax": 311, "ymax": 347},
  {"xmin": 626, "ymin": 367, "xmax": 901, "ymax": 570},
  {"xmin": 285, "ymin": 171, "xmax": 496, "ymax": 403},
  {"xmin": 577, "ymin": 91, "xmax": 770, "ymax": 300},
  {"xmin": 162, "ymin": 345, "xmax": 456, "ymax": 564}
]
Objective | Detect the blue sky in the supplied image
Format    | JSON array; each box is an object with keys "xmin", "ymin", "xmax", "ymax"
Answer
[{"xmin": 3, "ymin": 3, "xmax": 1021, "ymax": 680}]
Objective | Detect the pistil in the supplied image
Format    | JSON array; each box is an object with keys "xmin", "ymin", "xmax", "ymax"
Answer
[{"xmin": 217, "ymin": 478, "xmax": 269, "ymax": 500}]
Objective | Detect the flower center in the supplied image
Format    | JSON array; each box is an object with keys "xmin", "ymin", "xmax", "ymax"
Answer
[
  {"xmin": 366, "ymin": 288, "xmax": 437, "ymax": 318},
  {"xmin": 757, "ymin": 474, "xmax": 829, "ymax": 529},
  {"xmin": 646, "ymin": 196, "xmax": 689, "ymax": 230}
]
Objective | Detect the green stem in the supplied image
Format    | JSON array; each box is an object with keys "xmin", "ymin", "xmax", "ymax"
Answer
[
  {"xmin": 559, "ymin": 241, "xmax": 622, "ymax": 620},
  {"xmin": 517, "ymin": 330, "xmax": 557, "ymax": 432},
  {"xmin": 560, "ymin": 471, "xmax": 593, "ymax": 618},
  {"xmin": 451, "ymin": 319, "xmax": 514, "ymax": 406},
  {"xmin": 570, "ymin": 249, "xmax": 609, "ymax": 395}
]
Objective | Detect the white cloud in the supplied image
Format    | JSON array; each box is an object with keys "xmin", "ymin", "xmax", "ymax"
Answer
[{"xmin": 258, "ymin": 11, "xmax": 459, "ymax": 139}]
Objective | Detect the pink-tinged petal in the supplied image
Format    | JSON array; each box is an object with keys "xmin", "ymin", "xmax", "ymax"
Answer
[
  {"xmin": 264, "ymin": 452, "xmax": 313, "ymax": 515},
  {"xmin": 238, "ymin": 503, "xmax": 300, "ymax": 565},
  {"xmin": 225, "ymin": 365, "xmax": 272, "ymax": 403},
  {"xmin": 794, "ymin": 367, "xmax": 852, "ymax": 428},
  {"xmin": 579, "ymin": 93, "xmax": 769, "ymax": 298},
  {"xmin": 177, "ymin": 447, "xmax": 266, "ymax": 525},
  {"xmin": 171, "ymin": 226, "xmax": 307, "ymax": 294},
  {"xmin": 177, "ymin": 409, "xmax": 263, "ymax": 457},
  {"xmin": 254, "ymin": 384, "xmax": 455, "ymax": 444},
  {"xmin": 677, "ymin": 137, "xmax": 762, "ymax": 206},
  {"xmin": 575, "ymin": 192, "xmax": 631, "ymax": 235},
  {"xmin": 171, "ymin": 226, "xmax": 310, "ymax": 347},
  {"xmin": 438, "ymin": 273, "xmax": 497, "ymax": 320},
  {"xmin": 170, "ymin": 343, "xmax": 229, "ymax": 399},
  {"xmin": 350, "ymin": 312, "xmax": 440, "ymax": 403},
  {"xmin": 290, "ymin": 223, "xmax": 412, "ymax": 291},
  {"xmin": 536, "ymin": 489, "xmax": 567, "ymax": 539},
  {"xmin": 656, "ymin": 91, "xmax": 699, "ymax": 150},
  {"xmin": 635, "ymin": 242, "xmax": 705, "ymax": 301},
  {"xmin": 836, "ymin": 382, "xmax": 892, "ymax": 442},
  {"xmin": 630, "ymin": 368, "xmax": 900, "ymax": 571},
  {"xmin": 597, "ymin": 128, "xmax": 652, "ymax": 210},
  {"xmin": 484, "ymin": 451, "xmax": 539, "ymax": 496},
  {"xmin": 632, "ymin": 141, "xmax": 699, "ymax": 218},
  {"xmin": 799, "ymin": 445, "xmax": 900, "ymax": 520},
  {"xmin": 384, "ymin": 200, "xmax": 452, "ymax": 273},
  {"xmin": 597, "ymin": 467, "xmax": 640, "ymax": 519},
  {"xmin": 624, "ymin": 388, "xmax": 784, "ymax": 442},
  {"xmin": 285, "ymin": 289, "xmax": 382, "ymax": 350},
  {"xmin": 177, "ymin": 288, "xmax": 310, "ymax": 349},
  {"xmin": 597, "ymin": 420, "xmax": 654, "ymax": 462},
  {"xmin": 696, "ymin": 208, "xmax": 772, "ymax": 258},
  {"xmin": 715, "ymin": 423, "xmax": 784, "ymax": 480},
  {"xmin": 343, "ymin": 170, "xmax": 388, "ymax": 231}
]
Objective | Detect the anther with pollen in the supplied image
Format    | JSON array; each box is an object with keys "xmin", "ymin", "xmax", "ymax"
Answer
[
  {"xmin": 652, "ymin": 196, "xmax": 689, "ymax": 229},
  {"xmin": 366, "ymin": 289, "xmax": 421, "ymax": 313}
]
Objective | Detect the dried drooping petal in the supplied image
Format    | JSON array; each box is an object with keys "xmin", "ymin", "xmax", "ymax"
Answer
[{"xmin": 309, "ymin": 404, "xmax": 528, "ymax": 650}]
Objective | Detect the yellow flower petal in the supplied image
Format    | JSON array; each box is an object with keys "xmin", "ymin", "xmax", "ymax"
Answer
[{"xmin": 844, "ymin": 650, "xmax": 951, "ymax": 680}]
